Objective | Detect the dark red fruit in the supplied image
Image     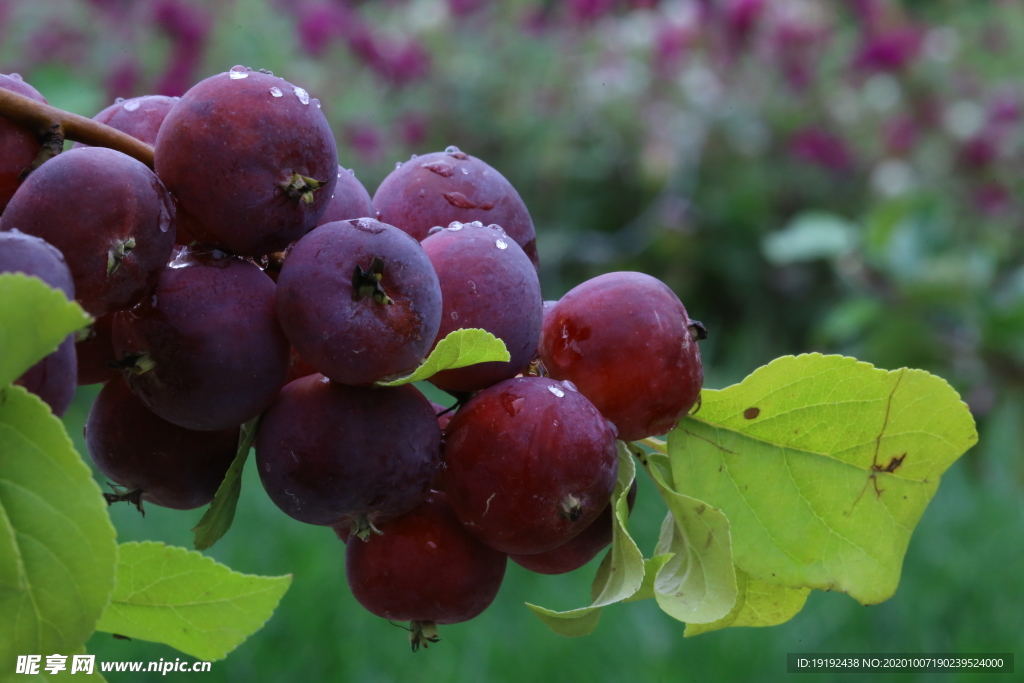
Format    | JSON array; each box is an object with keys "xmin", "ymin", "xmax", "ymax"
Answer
[
  {"xmin": 0, "ymin": 147, "xmax": 177, "ymax": 317},
  {"xmin": 373, "ymin": 147, "xmax": 538, "ymax": 268},
  {"xmin": 276, "ymin": 218, "xmax": 442, "ymax": 386},
  {"xmin": 111, "ymin": 248, "xmax": 290, "ymax": 431},
  {"xmin": 539, "ymin": 272, "xmax": 704, "ymax": 442},
  {"xmin": 444, "ymin": 376, "xmax": 618, "ymax": 555},
  {"xmin": 421, "ymin": 221, "xmax": 541, "ymax": 393},
  {"xmin": 75, "ymin": 95, "xmax": 178, "ymax": 147},
  {"xmin": 1, "ymin": 230, "xmax": 78, "ymax": 415},
  {"xmin": 510, "ymin": 480, "xmax": 637, "ymax": 575},
  {"xmin": 14, "ymin": 337, "xmax": 77, "ymax": 417},
  {"xmin": 76, "ymin": 314, "xmax": 118, "ymax": 385},
  {"xmin": 0, "ymin": 74, "xmax": 46, "ymax": 213},
  {"xmin": 154, "ymin": 67, "xmax": 338, "ymax": 256},
  {"xmin": 255, "ymin": 375, "xmax": 440, "ymax": 532},
  {"xmin": 346, "ymin": 492, "xmax": 506, "ymax": 634},
  {"xmin": 317, "ymin": 166, "xmax": 375, "ymax": 225},
  {"xmin": 85, "ymin": 376, "xmax": 238, "ymax": 510}
]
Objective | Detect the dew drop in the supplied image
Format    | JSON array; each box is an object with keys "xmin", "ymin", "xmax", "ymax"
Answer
[
  {"xmin": 347, "ymin": 168, "xmax": 356, "ymax": 175},
  {"xmin": 269, "ymin": 86, "xmax": 283, "ymax": 97},
  {"xmin": 548, "ymin": 385, "xmax": 565, "ymax": 398},
  {"xmin": 395, "ymin": 161, "xmax": 404, "ymax": 169},
  {"xmin": 422, "ymin": 160, "xmax": 454, "ymax": 177},
  {"xmin": 123, "ymin": 99, "xmax": 140, "ymax": 112},
  {"xmin": 450, "ymin": 311, "xmax": 459, "ymax": 320},
  {"xmin": 445, "ymin": 145, "xmax": 461, "ymax": 154},
  {"xmin": 466, "ymin": 221, "xmax": 484, "ymax": 228},
  {"xmin": 313, "ymin": 98, "xmax": 321, "ymax": 109},
  {"xmin": 461, "ymin": 168, "xmax": 468, "ymax": 175},
  {"xmin": 229, "ymin": 71, "xmax": 249, "ymax": 80},
  {"xmin": 447, "ymin": 221, "xmax": 464, "ymax": 231},
  {"xmin": 410, "ymin": 153, "xmax": 418, "ymax": 159},
  {"xmin": 293, "ymin": 86, "xmax": 310, "ymax": 104},
  {"xmin": 114, "ymin": 97, "xmax": 125, "ymax": 103},
  {"xmin": 495, "ymin": 239, "xmax": 508, "ymax": 249},
  {"xmin": 150, "ymin": 295, "xmax": 158, "ymax": 307},
  {"xmin": 10, "ymin": 73, "xmax": 22, "ymax": 80},
  {"xmin": 553, "ymin": 420, "xmax": 559, "ymax": 427},
  {"xmin": 428, "ymin": 225, "xmax": 444, "ymax": 235},
  {"xmin": 561, "ymin": 380, "xmax": 578, "ymax": 393}
]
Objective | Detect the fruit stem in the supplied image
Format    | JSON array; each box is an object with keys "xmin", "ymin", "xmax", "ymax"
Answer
[
  {"xmin": 351, "ymin": 256, "xmax": 394, "ymax": 305},
  {"xmin": 107, "ymin": 237, "xmax": 137, "ymax": 275},
  {"xmin": 0, "ymin": 87, "xmax": 155, "ymax": 169},
  {"xmin": 103, "ymin": 484, "xmax": 146, "ymax": 516},
  {"xmin": 408, "ymin": 620, "xmax": 440, "ymax": 652}
]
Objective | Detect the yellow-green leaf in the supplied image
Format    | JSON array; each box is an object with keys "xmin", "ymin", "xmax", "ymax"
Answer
[
  {"xmin": 192, "ymin": 417, "xmax": 259, "ymax": 551},
  {"xmin": 376, "ymin": 328, "xmax": 509, "ymax": 386},
  {"xmin": 684, "ymin": 569, "xmax": 810, "ymax": 637},
  {"xmin": 670, "ymin": 354, "xmax": 978, "ymax": 605},
  {"xmin": 95, "ymin": 541, "xmax": 291, "ymax": 661}
]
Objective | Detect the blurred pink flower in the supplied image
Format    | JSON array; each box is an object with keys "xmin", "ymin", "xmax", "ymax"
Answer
[
  {"xmin": 152, "ymin": 0, "xmax": 210, "ymax": 96},
  {"xmin": 846, "ymin": 0, "xmax": 883, "ymax": 33},
  {"xmin": 653, "ymin": 23, "xmax": 692, "ymax": 78},
  {"xmin": 397, "ymin": 112, "xmax": 428, "ymax": 148},
  {"xmin": 27, "ymin": 21, "xmax": 88, "ymax": 66},
  {"xmin": 789, "ymin": 127, "xmax": 853, "ymax": 171},
  {"xmin": 105, "ymin": 57, "xmax": 141, "ymax": 101},
  {"xmin": 347, "ymin": 25, "xmax": 430, "ymax": 86},
  {"xmin": 852, "ymin": 26, "xmax": 921, "ymax": 73},
  {"xmin": 973, "ymin": 182, "xmax": 1011, "ymax": 217},
  {"xmin": 883, "ymin": 115, "xmax": 917, "ymax": 155},
  {"xmin": 771, "ymin": 19, "xmax": 830, "ymax": 91},
  {"xmin": 297, "ymin": 2, "xmax": 351, "ymax": 57},
  {"xmin": 988, "ymin": 92, "xmax": 1020, "ymax": 126},
  {"xmin": 723, "ymin": 0, "xmax": 764, "ymax": 49},
  {"xmin": 345, "ymin": 123, "xmax": 383, "ymax": 164},
  {"xmin": 448, "ymin": 0, "xmax": 484, "ymax": 17},
  {"xmin": 567, "ymin": 0, "xmax": 615, "ymax": 24},
  {"xmin": 958, "ymin": 135, "xmax": 997, "ymax": 170}
]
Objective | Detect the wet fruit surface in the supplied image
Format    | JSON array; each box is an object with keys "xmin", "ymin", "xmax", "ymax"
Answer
[
  {"xmin": 0, "ymin": 73, "xmax": 46, "ymax": 213},
  {"xmin": 85, "ymin": 375, "xmax": 238, "ymax": 510},
  {"xmin": 373, "ymin": 148, "xmax": 538, "ymax": 267},
  {"xmin": 0, "ymin": 147, "xmax": 177, "ymax": 317},
  {"xmin": 276, "ymin": 218, "xmax": 442, "ymax": 385},
  {"xmin": 539, "ymin": 271, "xmax": 704, "ymax": 442},
  {"xmin": 256, "ymin": 375, "xmax": 440, "ymax": 529},
  {"xmin": 346, "ymin": 491, "xmax": 507, "ymax": 624},
  {"xmin": 443, "ymin": 376, "xmax": 618, "ymax": 555},
  {"xmin": 154, "ymin": 67, "xmax": 338, "ymax": 256}
]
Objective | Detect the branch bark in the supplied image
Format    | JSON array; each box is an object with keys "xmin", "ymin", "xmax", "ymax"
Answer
[{"xmin": 0, "ymin": 88, "xmax": 155, "ymax": 169}]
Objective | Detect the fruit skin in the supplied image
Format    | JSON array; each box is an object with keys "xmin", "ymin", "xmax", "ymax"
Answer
[
  {"xmin": 0, "ymin": 74, "xmax": 46, "ymax": 214},
  {"xmin": 255, "ymin": 375, "xmax": 441, "ymax": 529},
  {"xmin": 539, "ymin": 271, "xmax": 704, "ymax": 442},
  {"xmin": 76, "ymin": 313, "xmax": 118, "ymax": 385},
  {"xmin": 0, "ymin": 146, "xmax": 177, "ymax": 317},
  {"xmin": 346, "ymin": 491, "xmax": 507, "ymax": 624},
  {"xmin": 0, "ymin": 230, "xmax": 78, "ymax": 415},
  {"xmin": 276, "ymin": 218, "xmax": 442, "ymax": 386},
  {"xmin": 85, "ymin": 376, "xmax": 238, "ymax": 510},
  {"xmin": 443, "ymin": 376, "xmax": 619, "ymax": 555},
  {"xmin": 373, "ymin": 148, "xmax": 538, "ymax": 268},
  {"xmin": 154, "ymin": 68, "xmax": 338, "ymax": 257},
  {"xmin": 421, "ymin": 221, "xmax": 542, "ymax": 393},
  {"xmin": 510, "ymin": 480, "xmax": 637, "ymax": 575},
  {"xmin": 75, "ymin": 95, "xmax": 179, "ymax": 147},
  {"xmin": 317, "ymin": 166, "xmax": 375, "ymax": 225},
  {"xmin": 112, "ymin": 248, "xmax": 290, "ymax": 431}
]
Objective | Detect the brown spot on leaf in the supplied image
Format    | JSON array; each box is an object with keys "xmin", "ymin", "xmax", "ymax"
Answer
[
  {"xmin": 704, "ymin": 532, "xmax": 713, "ymax": 549},
  {"xmin": 695, "ymin": 504, "xmax": 706, "ymax": 515},
  {"xmin": 744, "ymin": 407, "xmax": 760, "ymax": 419}
]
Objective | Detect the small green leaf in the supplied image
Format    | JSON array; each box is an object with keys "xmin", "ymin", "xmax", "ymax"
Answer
[
  {"xmin": 0, "ymin": 386, "xmax": 117, "ymax": 673},
  {"xmin": 671, "ymin": 353, "xmax": 978, "ymax": 605},
  {"xmin": 0, "ymin": 273, "xmax": 92, "ymax": 387},
  {"xmin": 526, "ymin": 442, "xmax": 645, "ymax": 637},
  {"xmin": 192, "ymin": 417, "xmax": 259, "ymax": 551},
  {"xmin": 376, "ymin": 329, "xmax": 510, "ymax": 386},
  {"xmin": 641, "ymin": 459, "xmax": 737, "ymax": 625},
  {"xmin": 623, "ymin": 553, "xmax": 673, "ymax": 604},
  {"xmin": 762, "ymin": 211, "xmax": 858, "ymax": 265},
  {"xmin": 95, "ymin": 541, "xmax": 292, "ymax": 661},
  {"xmin": 684, "ymin": 569, "xmax": 810, "ymax": 637}
]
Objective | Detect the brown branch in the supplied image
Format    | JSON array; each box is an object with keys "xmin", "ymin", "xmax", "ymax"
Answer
[{"xmin": 0, "ymin": 88, "xmax": 155, "ymax": 169}]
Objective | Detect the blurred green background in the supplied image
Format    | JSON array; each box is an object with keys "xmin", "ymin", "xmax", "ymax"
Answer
[{"xmin": 2, "ymin": 0, "xmax": 1021, "ymax": 679}]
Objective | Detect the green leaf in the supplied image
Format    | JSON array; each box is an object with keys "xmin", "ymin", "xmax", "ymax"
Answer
[
  {"xmin": 95, "ymin": 541, "xmax": 292, "ymax": 661},
  {"xmin": 0, "ymin": 386, "xmax": 117, "ymax": 674},
  {"xmin": 36, "ymin": 646, "xmax": 108, "ymax": 681},
  {"xmin": 623, "ymin": 554, "xmax": 673, "ymax": 604},
  {"xmin": 526, "ymin": 442, "xmax": 645, "ymax": 637},
  {"xmin": 639, "ymin": 454, "xmax": 737, "ymax": 625},
  {"xmin": 0, "ymin": 273, "xmax": 92, "ymax": 387},
  {"xmin": 670, "ymin": 353, "xmax": 978, "ymax": 605},
  {"xmin": 376, "ymin": 328, "xmax": 510, "ymax": 386},
  {"xmin": 762, "ymin": 211, "xmax": 858, "ymax": 265},
  {"xmin": 684, "ymin": 569, "xmax": 810, "ymax": 637},
  {"xmin": 192, "ymin": 417, "xmax": 259, "ymax": 551}
]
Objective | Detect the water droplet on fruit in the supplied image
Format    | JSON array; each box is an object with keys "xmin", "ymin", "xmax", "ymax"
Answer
[
  {"xmin": 422, "ymin": 160, "xmax": 454, "ymax": 177},
  {"xmin": 123, "ymin": 99, "xmax": 140, "ymax": 112},
  {"xmin": 450, "ymin": 311, "xmax": 459, "ymax": 320},
  {"xmin": 553, "ymin": 420, "xmax": 559, "ymax": 427},
  {"xmin": 10, "ymin": 73, "xmax": 22, "ymax": 80},
  {"xmin": 313, "ymin": 98, "xmax": 321, "ymax": 109},
  {"xmin": 347, "ymin": 168, "xmax": 356, "ymax": 175},
  {"xmin": 495, "ymin": 239, "xmax": 508, "ymax": 249},
  {"xmin": 229, "ymin": 71, "xmax": 249, "ymax": 80},
  {"xmin": 150, "ymin": 295, "xmax": 158, "ymax": 307},
  {"xmin": 293, "ymin": 86, "xmax": 310, "ymax": 104},
  {"xmin": 229, "ymin": 65, "xmax": 249, "ymax": 76},
  {"xmin": 548, "ymin": 385, "xmax": 565, "ymax": 398},
  {"xmin": 445, "ymin": 145, "xmax": 461, "ymax": 154},
  {"xmin": 561, "ymin": 380, "xmax": 578, "ymax": 392},
  {"xmin": 410, "ymin": 153, "xmax": 418, "ymax": 159},
  {"xmin": 461, "ymin": 168, "xmax": 468, "ymax": 174},
  {"xmin": 114, "ymin": 97, "xmax": 125, "ymax": 103},
  {"xmin": 500, "ymin": 393, "xmax": 525, "ymax": 416},
  {"xmin": 447, "ymin": 221, "xmax": 464, "ymax": 231},
  {"xmin": 466, "ymin": 221, "xmax": 484, "ymax": 228},
  {"xmin": 322, "ymin": 332, "xmax": 330, "ymax": 340},
  {"xmin": 428, "ymin": 226, "xmax": 444, "ymax": 235},
  {"xmin": 269, "ymin": 87, "xmax": 283, "ymax": 97},
  {"xmin": 395, "ymin": 161, "xmax": 403, "ymax": 169}
]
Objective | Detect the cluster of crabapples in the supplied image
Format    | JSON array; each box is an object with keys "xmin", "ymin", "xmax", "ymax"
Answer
[{"xmin": 0, "ymin": 67, "xmax": 705, "ymax": 647}]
